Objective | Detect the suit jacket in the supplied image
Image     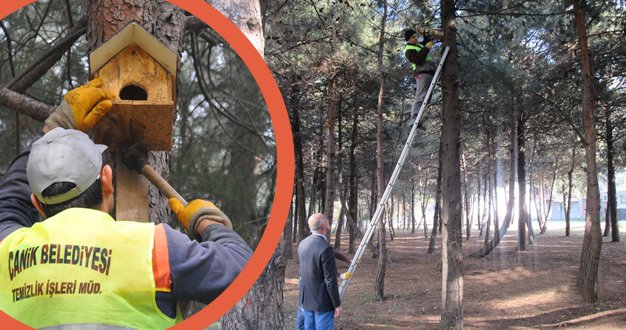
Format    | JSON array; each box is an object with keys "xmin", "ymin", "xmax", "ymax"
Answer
[{"xmin": 298, "ymin": 233, "xmax": 341, "ymax": 312}]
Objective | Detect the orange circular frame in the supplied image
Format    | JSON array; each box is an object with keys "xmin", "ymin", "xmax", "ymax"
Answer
[{"xmin": 0, "ymin": 1, "xmax": 294, "ymax": 329}]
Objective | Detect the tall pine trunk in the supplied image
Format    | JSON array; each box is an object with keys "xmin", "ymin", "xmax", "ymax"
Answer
[
  {"xmin": 572, "ymin": 0, "xmax": 602, "ymax": 304},
  {"xmin": 348, "ymin": 109, "xmax": 359, "ymax": 253},
  {"xmin": 374, "ymin": 0, "xmax": 388, "ymax": 301},
  {"xmin": 565, "ymin": 148, "xmax": 575, "ymax": 237},
  {"xmin": 440, "ymin": 1, "xmax": 463, "ymax": 327},
  {"xmin": 517, "ymin": 112, "xmax": 527, "ymax": 251},
  {"xmin": 218, "ymin": 1, "xmax": 286, "ymax": 328},
  {"xmin": 605, "ymin": 105, "xmax": 619, "ymax": 242},
  {"xmin": 323, "ymin": 76, "xmax": 338, "ymax": 236},
  {"xmin": 289, "ymin": 86, "xmax": 309, "ymax": 242},
  {"xmin": 427, "ymin": 136, "xmax": 443, "ymax": 254}
]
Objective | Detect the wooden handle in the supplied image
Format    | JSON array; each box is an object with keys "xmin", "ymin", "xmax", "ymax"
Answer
[{"xmin": 140, "ymin": 164, "xmax": 187, "ymax": 206}]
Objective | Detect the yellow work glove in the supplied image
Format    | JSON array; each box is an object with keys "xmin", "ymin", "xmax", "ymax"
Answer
[
  {"xmin": 340, "ymin": 271, "xmax": 351, "ymax": 280},
  {"xmin": 44, "ymin": 78, "xmax": 115, "ymax": 132},
  {"xmin": 168, "ymin": 198, "xmax": 233, "ymax": 240},
  {"xmin": 425, "ymin": 41, "xmax": 434, "ymax": 49}
]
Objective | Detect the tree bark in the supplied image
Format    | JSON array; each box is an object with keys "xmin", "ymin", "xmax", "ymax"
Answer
[
  {"xmin": 217, "ymin": 1, "xmax": 286, "ymax": 327},
  {"xmin": 517, "ymin": 111, "xmax": 527, "ymax": 251},
  {"xmin": 440, "ymin": 1, "xmax": 464, "ymax": 327},
  {"xmin": 374, "ymin": 0, "xmax": 388, "ymax": 301},
  {"xmin": 288, "ymin": 83, "xmax": 309, "ymax": 242},
  {"xmin": 427, "ymin": 136, "xmax": 443, "ymax": 254},
  {"xmin": 573, "ymin": 0, "xmax": 602, "ymax": 304},
  {"xmin": 483, "ymin": 130, "xmax": 497, "ymax": 250},
  {"xmin": 334, "ymin": 107, "xmax": 346, "ymax": 250},
  {"xmin": 539, "ymin": 160, "xmax": 558, "ymax": 234},
  {"xmin": 222, "ymin": 242, "xmax": 286, "ymax": 329},
  {"xmin": 461, "ymin": 151, "xmax": 471, "ymax": 240},
  {"xmin": 411, "ymin": 179, "xmax": 416, "ymax": 234},
  {"xmin": 348, "ymin": 108, "xmax": 359, "ymax": 253},
  {"xmin": 284, "ymin": 202, "xmax": 293, "ymax": 259},
  {"xmin": 323, "ymin": 75, "xmax": 338, "ymax": 237},
  {"xmin": 210, "ymin": 0, "xmax": 264, "ymax": 55},
  {"xmin": 565, "ymin": 148, "xmax": 575, "ymax": 237},
  {"xmin": 604, "ymin": 105, "xmax": 619, "ymax": 242}
]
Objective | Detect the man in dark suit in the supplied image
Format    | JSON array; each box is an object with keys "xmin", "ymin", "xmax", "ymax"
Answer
[{"xmin": 298, "ymin": 213, "xmax": 342, "ymax": 329}]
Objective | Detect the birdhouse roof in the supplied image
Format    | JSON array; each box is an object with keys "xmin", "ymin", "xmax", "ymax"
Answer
[{"xmin": 89, "ymin": 22, "xmax": 177, "ymax": 80}]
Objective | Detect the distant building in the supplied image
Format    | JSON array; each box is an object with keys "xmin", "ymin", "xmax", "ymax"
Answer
[{"xmin": 546, "ymin": 169, "xmax": 626, "ymax": 221}]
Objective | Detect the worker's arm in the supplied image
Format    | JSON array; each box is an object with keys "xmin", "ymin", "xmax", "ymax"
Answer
[
  {"xmin": 405, "ymin": 44, "xmax": 431, "ymax": 66},
  {"xmin": 321, "ymin": 245, "xmax": 342, "ymax": 309},
  {"xmin": 0, "ymin": 149, "xmax": 41, "ymax": 241},
  {"xmin": 0, "ymin": 79, "xmax": 114, "ymax": 241},
  {"xmin": 161, "ymin": 223, "xmax": 252, "ymax": 304}
]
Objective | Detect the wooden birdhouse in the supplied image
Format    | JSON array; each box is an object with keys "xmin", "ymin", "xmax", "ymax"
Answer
[{"xmin": 89, "ymin": 22, "xmax": 177, "ymax": 151}]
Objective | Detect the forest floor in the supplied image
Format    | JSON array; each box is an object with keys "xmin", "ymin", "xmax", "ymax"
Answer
[{"xmin": 282, "ymin": 220, "xmax": 626, "ymax": 329}]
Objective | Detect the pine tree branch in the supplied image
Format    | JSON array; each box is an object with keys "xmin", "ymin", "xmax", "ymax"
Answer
[
  {"xmin": 5, "ymin": 19, "xmax": 87, "ymax": 93},
  {"xmin": 0, "ymin": 88, "xmax": 54, "ymax": 121},
  {"xmin": 185, "ymin": 15, "xmax": 207, "ymax": 31}
]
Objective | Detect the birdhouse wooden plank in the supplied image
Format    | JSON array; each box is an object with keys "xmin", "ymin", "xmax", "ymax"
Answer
[{"xmin": 89, "ymin": 23, "xmax": 178, "ymax": 151}]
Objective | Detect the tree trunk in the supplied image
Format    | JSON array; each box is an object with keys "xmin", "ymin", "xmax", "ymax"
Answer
[
  {"xmin": 461, "ymin": 151, "xmax": 471, "ymax": 240},
  {"xmin": 573, "ymin": 0, "xmax": 602, "ymax": 304},
  {"xmin": 476, "ymin": 169, "xmax": 483, "ymax": 237},
  {"xmin": 222, "ymin": 242, "xmax": 286, "ymax": 329},
  {"xmin": 309, "ymin": 167, "xmax": 322, "ymax": 215},
  {"xmin": 539, "ymin": 160, "xmax": 558, "ymax": 234},
  {"xmin": 480, "ymin": 167, "xmax": 489, "ymax": 239},
  {"xmin": 528, "ymin": 143, "xmax": 541, "ymax": 232},
  {"xmin": 427, "ymin": 137, "xmax": 444, "ymax": 254},
  {"xmin": 334, "ymin": 107, "xmax": 346, "ymax": 250},
  {"xmin": 289, "ymin": 86, "xmax": 309, "ymax": 242},
  {"xmin": 403, "ymin": 192, "xmax": 407, "ymax": 231},
  {"xmin": 389, "ymin": 196, "xmax": 395, "ymax": 240},
  {"xmin": 411, "ymin": 179, "xmax": 416, "ymax": 234},
  {"xmin": 374, "ymin": 0, "xmax": 388, "ymax": 301},
  {"xmin": 517, "ymin": 111, "xmax": 527, "ymax": 251},
  {"xmin": 217, "ymin": 2, "xmax": 286, "ymax": 327},
  {"xmin": 334, "ymin": 200, "xmax": 345, "ymax": 250},
  {"xmin": 565, "ymin": 148, "xmax": 575, "ymax": 237},
  {"xmin": 284, "ymin": 198, "xmax": 293, "ymax": 259},
  {"xmin": 482, "ymin": 133, "xmax": 493, "ymax": 250},
  {"xmin": 348, "ymin": 108, "xmax": 359, "ymax": 253},
  {"xmin": 605, "ymin": 105, "xmax": 619, "ymax": 242},
  {"xmin": 375, "ymin": 217, "xmax": 387, "ymax": 301},
  {"xmin": 440, "ymin": 2, "xmax": 464, "ymax": 326},
  {"xmin": 323, "ymin": 76, "xmax": 338, "ymax": 238},
  {"xmin": 604, "ymin": 201, "xmax": 611, "ymax": 237}
]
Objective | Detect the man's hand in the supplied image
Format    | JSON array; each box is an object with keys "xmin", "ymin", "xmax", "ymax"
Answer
[
  {"xmin": 340, "ymin": 272, "xmax": 351, "ymax": 280},
  {"xmin": 44, "ymin": 78, "xmax": 115, "ymax": 132},
  {"xmin": 335, "ymin": 306, "xmax": 342, "ymax": 317},
  {"xmin": 168, "ymin": 198, "xmax": 233, "ymax": 239}
]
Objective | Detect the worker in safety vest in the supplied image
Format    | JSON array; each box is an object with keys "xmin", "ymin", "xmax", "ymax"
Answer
[
  {"xmin": 0, "ymin": 79, "xmax": 252, "ymax": 329},
  {"xmin": 404, "ymin": 28, "xmax": 438, "ymax": 127}
]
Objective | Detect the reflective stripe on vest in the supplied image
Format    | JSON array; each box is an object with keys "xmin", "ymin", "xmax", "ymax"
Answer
[
  {"xmin": 0, "ymin": 208, "xmax": 181, "ymax": 329},
  {"xmin": 404, "ymin": 43, "xmax": 434, "ymax": 71}
]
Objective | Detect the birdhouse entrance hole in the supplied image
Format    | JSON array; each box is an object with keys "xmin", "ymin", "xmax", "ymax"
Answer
[{"xmin": 120, "ymin": 84, "xmax": 148, "ymax": 100}]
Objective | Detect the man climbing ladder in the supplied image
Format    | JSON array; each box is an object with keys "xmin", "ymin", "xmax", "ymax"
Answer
[
  {"xmin": 405, "ymin": 28, "xmax": 437, "ymax": 125},
  {"xmin": 338, "ymin": 41, "xmax": 450, "ymax": 298}
]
